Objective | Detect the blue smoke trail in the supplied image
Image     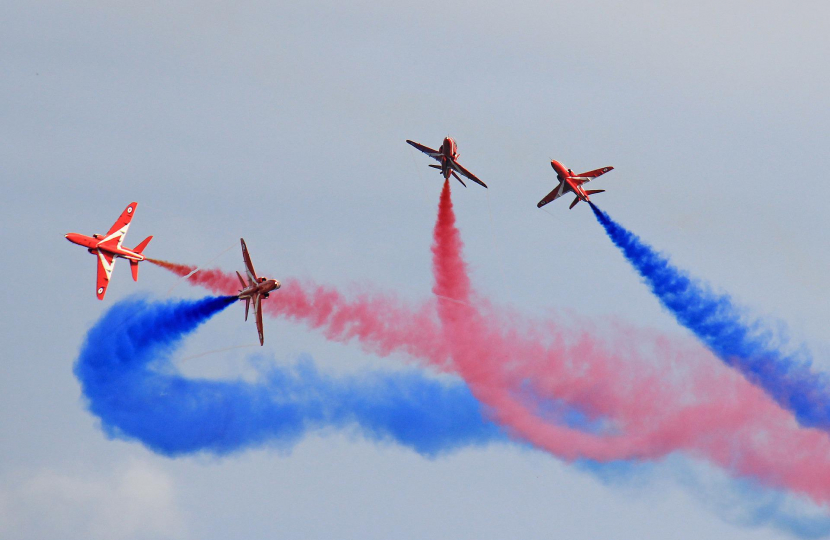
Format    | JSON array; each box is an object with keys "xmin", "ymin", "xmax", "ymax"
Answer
[
  {"xmin": 74, "ymin": 294, "xmax": 503, "ymax": 457},
  {"xmin": 580, "ymin": 457, "xmax": 830, "ymax": 539},
  {"xmin": 74, "ymin": 295, "xmax": 829, "ymax": 537},
  {"xmin": 589, "ymin": 203, "xmax": 830, "ymax": 429}
]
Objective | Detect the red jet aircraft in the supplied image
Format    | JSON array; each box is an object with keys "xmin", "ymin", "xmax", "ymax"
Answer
[
  {"xmin": 235, "ymin": 238, "xmax": 281, "ymax": 346},
  {"xmin": 406, "ymin": 136, "xmax": 487, "ymax": 188},
  {"xmin": 537, "ymin": 160, "xmax": 614, "ymax": 210},
  {"xmin": 65, "ymin": 202, "xmax": 153, "ymax": 300}
]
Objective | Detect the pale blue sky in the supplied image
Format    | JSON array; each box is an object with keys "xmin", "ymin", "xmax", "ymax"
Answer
[{"xmin": 2, "ymin": 1, "xmax": 830, "ymax": 538}]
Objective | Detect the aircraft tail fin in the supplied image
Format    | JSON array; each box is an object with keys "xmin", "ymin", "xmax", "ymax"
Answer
[
  {"xmin": 130, "ymin": 260, "xmax": 139, "ymax": 281},
  {"xmin": 132, "ymin": 236, "xmax": 153, "ymax": 254},
  {"xmin": 236, "ymin": 271, "xmax": 247, "ymax": 289}
]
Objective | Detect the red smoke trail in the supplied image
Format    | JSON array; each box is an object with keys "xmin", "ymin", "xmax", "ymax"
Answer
[
  {"xmin": 431, "ymin": 180, "xmax": 659, "ymax": 460},
  {"xmin": 147, "ymin": 258, "xmax": 448, "ymax": 362},
  {"xmin": 429, "ymin": 180, "xmax": 830, "ymax": 504},
  {"xmin": 147, "ymin": 259, "xmax": 239, "ymax": 291},
  {"xmin": 148, "ymin": 196, "xmax": 830, "ymax": 505}
]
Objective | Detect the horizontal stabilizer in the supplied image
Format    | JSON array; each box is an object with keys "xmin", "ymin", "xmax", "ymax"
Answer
[
  {"xmin": 236, "ymin": 270, "xmax": 247, "ymax": 289},
  {"xmin": 428, "ymin": 164, "xmax": 442, "ymax": 170},
  {"xmin": 569, "ymin": 196, "xmax": 581, "ymax": 210},
  {"xmin": 450, "ymin": 170, "xmax": 467, "ymax": 187},
  {"xmin": 586, "ymin": 189, "xmax": 605, "ymax": 196},
  {"xmin": 130, "ymin": 260, "xmax": 139, "ymax": 281}
]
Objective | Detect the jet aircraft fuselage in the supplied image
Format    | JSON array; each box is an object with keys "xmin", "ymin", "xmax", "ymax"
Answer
[
  {"xmin": 65, "ymin": 233, "xmax": 146, "ymax": 262},
  {"xmin": 237, "ymin": 277, "xmax": 281, "ymax": 300},
  {"xmin": 235, "ymin": 238, "xmax": 281, "ymax": 345},
  {"xmin": 65, "ymin": 202, "xmax": 152, "ymax": 299},
  {"xmin": 406, "ymin": 136, "xmax": 487, "ymax": 188},
  {"xmin": 537, "ymin": 160, "xmax": 614, "ymax": 210}
]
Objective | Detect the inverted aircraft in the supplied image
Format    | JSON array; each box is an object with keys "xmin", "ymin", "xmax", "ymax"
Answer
[
  {"xmin": 537, "ymin": 160, "xmax": 614, "ymax": 210},
  {"xmin": 235, "ymin": 238, "xmax": 281, "ymax": 346},
  {"xmin": 406, "ymin": 136, "xmax": 487, "ymax": 188},
  {"xmin": 65, "ymin": 202, "xmax": 153, "ymax": 300}
]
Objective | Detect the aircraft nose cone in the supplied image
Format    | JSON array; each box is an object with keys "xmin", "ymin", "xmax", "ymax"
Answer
[{"xmin": 275, "ymin": 280, "xmax": 281, "ymax": 289}]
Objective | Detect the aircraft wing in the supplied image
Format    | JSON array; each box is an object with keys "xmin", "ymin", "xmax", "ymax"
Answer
[
  {"xmin": 450, "ymin": 160, "xmax": 487, "ymax": 188},
  {"xmin": 406, "ymin": 140, "xmax": 442, "ymax": 161},
  {"xmin": 254, "ymin": 294, "xmax": 264, "ymax": 345},
  {"xmin": 240, "ymin": 238, "xmax": 257, "ymax": 284},
  {"xmin": 96, "ymin": 250, "xmax": 115, "ymax": 300},
  {"xmin": 537, "ymin": 181, "xmax": 568, "ymax": 208},
  {"xmin": 575, "ymin": 166, "xmax": 613, "ymax": 179},
  {"xmin": 104, "ymin": 202, "xmax": 138, "ymax": 243}
]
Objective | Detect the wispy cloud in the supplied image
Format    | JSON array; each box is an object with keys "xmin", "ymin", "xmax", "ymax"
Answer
[{"xmin": 0, "ymin": 461, "xmax": 186, "ymax": 540}]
